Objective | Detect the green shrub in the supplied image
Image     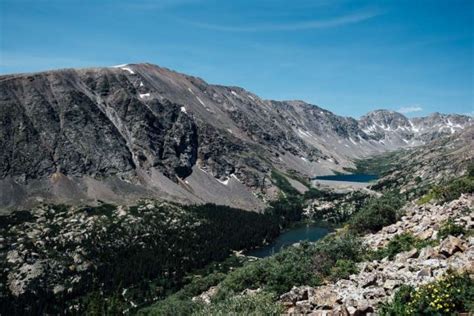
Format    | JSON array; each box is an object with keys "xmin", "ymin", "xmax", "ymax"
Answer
[
  {"xmin": 312, "ymin": 233, "xmax": 363, "ymax": 278},
  {"xmin": 468, "ymin": 163, "xmax": 474, "ymax": 177},
  {"xmin": 368, "ymin": 233, "xmax": 436, "ymax": 260},
  {"xmin": 329, "ymin": 259, "xmax": 358, "ymax": 281},
  {"xmin": 349, "ymin": 193, "xmax": 404, "ymax": 234},
  {"xmin": 438, "ymin": 219, "xmax": 467, "ymax": 240},
  {"xmin": 303, "ymin": 187, "xmax": 342, "ymax": 201},
  {"xmin": 379, "ymin": 272, "xmax": 474, "ymax": 315},
  {"xmin": 439, "ymin": 176, "xmax": 474, "ymax": 202},
  {"xmin": 216, "ymin": 242, "xmax": 321, "ymax": 297},
  {"xmin": 140, "ymin": 296, "xmax": 199, "ymax": 316},
  {"xmin": 267, "ymin": 194, "xmax": 304, "ymax": 225},
  {"xmin": 418, "ymin": 174, "xmax": 474, "ymax": 205},
  {"xmin": 193, "ymin": 292, "xmax": 283, "ymax": 316}
]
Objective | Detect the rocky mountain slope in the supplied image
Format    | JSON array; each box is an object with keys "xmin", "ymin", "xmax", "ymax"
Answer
[
  {"xmin": 281, "ymin": 193, "xmax": 473, "ymax": 314},
  {"xmin": 1, "ymin": 63, "xmax": 472, "ymax": 211},
  {"xmin": 371, "ymin": 126, "xmax": 474, "ymax": 195}
]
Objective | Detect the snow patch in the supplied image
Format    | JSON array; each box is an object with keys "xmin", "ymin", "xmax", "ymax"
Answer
[
  {"xmin": 409, "ymin": 121, "xmax": 420, "ymax": 133},
  {"xmin": 196, "ymin": 96, "xmax": 205, "ymax": 106},
  {"xmin": 180, "ymin": 106, "xmax": 187, "ymax": 113},
  {"xmin": 121, "ymin": 67, "xmax": 135, "ymax": 74},
  {"xmin": 231, "ymin": 90, "xmax": 239, "ymax": 97},
  {"xmin": 230, "ymin": 173, "xmax": 240, "ymax": 182},
  {"xmin": 248, "ymin": 95, "xmax": 255, "ymax": 101},
  {"xmin": 297, "ymin": 128, "xmax": 312, "ymax": 137},
  {"xmin": 139, "ymin": 81, "xmax": 144, "ymax": 87},
  {"xmin": 300, "ymin": 157, "xmax": 308, "ymax": 162},
  {"xmin": 349, "ymin": 137, "xmax": 357, "ymax": 145},
  {"xmin": 187, "ymin": 87, "xmax": 195, "ymax": 95},
  {"xmin": 227, "ymin": 128, "xmax": 233, "ymax": 134},
  {"xmin": 217, "ymin": 177, "xmax": 230, "ymax": 185},
  {"xmin": 139, "ymin": 93, "xmax": 150, "ymax": 99}
]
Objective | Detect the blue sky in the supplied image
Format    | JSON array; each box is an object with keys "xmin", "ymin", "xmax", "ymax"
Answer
[{"xmin": 1, "ymin": 0, "xmax": 472, "ymax": 117}]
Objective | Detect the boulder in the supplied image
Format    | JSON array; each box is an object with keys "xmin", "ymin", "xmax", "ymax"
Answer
[
  {"xmin": 383, "ymin": 279, "xmax": 401, "ymax": 290},
  {"xmin": 192, "ymin": 286, "xmax": 219, "ymax": 304},
  {"xmin": 362, "ymin": 287, "xmax": 386, "ymax": 300},
  {"xmin": 394, "ymin": 248, "xmax": 418, "ymax": 262},
  {"xmin": 415, "ymin": 228, "xmax": 433, "ymax": 240},
  {"xmin": 281, "ymin": 286, "xmax": 313, "ymax": 306},
  {"xmin": 309, "ymin": 286, "xmax": 340, "ymax": 308},
  {"xmin": 417, "ymin": 267, "xmax": 432, "ymax": 278},
  {"xmin": 295, "ymin": 300, "xmax": 313, "ymax": 314},
  {"xmin": 386, "ymin": 226, "xmax": 398, "ymax": 234},
  {"xmin": 439, "ymin": 235, "xmax": 467, "ymax": 257},
  {"xmin": 358, "ymin": 274, "xmax": 377, "ymax": 288},
  {"xmin": 419, "ymin": 246, "xmax": 442, "ymax": 260}
]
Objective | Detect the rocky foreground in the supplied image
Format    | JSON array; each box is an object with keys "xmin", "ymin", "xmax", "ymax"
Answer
[{"xmin": 280, "ymin": 194, "xmax": 473, "ymax": 315}]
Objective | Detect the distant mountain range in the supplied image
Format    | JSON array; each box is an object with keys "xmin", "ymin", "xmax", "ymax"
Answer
[{"xmin": 1, "ymin": 63, "xmax": 472, "ymax": 211}]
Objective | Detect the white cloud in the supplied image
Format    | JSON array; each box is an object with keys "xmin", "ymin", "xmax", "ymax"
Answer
[
  {"xmin": 397, "ymin": 106, "xmax": 423, "ymax": 114},
  {"xmin": 183, "ymin": 10, "xmax": 382, "ymax": 32}
]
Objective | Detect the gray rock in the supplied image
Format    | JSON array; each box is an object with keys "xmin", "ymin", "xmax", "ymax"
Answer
[
  {"xmin": 395, "ymin": 248, "xmax": 418, "ymax": 262},
  {"xmin": 439, "ymin": 235, "xmax": 467, "ymax": 257},
  {"xmin": 383, "ymin": 279, "xmax": 401, "ymax": 290},
  {"xmin": 309, "ymin": 286, "xmax": 340, "ymax": 308}
]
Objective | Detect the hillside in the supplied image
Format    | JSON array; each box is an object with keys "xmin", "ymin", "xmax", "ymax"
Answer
[
  {"xmin": 1, "ymin": 63, "xmax": 472, "ymax": 212},
  {"xmin": 1, "ymin": 64, "xmax": 473, "ymax": 314}
]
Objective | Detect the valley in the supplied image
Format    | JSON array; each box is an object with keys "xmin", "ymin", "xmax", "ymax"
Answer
[
  {"xmin": 0, "ymin": 64, "xmax": 473, "ymax": 315},
  {"xmin": 1, "ymin": 64, "xmax": 472, "ymax": 212}
]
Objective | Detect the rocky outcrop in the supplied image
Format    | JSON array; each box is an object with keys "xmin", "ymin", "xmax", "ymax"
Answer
[
  {"xmin": 371, "ymin": 126, "xmax": 474, "ymax": 194},
  {"xmin": 359, "ymin": 110, "xmax": 472, "ymax": 147},
  {"xmin": 280, "ymin": 194, "xmax": 473, "ymax": 315},
  {"xmin": 1, "ymin": 64, "xmax": 472, "ymax": 211}
]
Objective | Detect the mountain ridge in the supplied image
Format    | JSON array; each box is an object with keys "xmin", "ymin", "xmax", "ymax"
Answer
[{"xmin": 0, "ymin": 63, "xmax": 472, "ymax": 211}]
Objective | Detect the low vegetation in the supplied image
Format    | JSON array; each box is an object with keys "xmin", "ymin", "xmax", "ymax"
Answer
[
  {"xmin": 194, "ymin": 291, "xmax": 283, "ymax": 316},
  {"xmin": 1, "ymin": 202, "xmax": 281, "ymax": 315},
  {"xmin": 142, "ymin": 231, "xmax": 366, "ymax": 315},
  {"xmin": 367, "ymin": 233, "xmax": 436, "ymax": 261},
  {"xmin": 348, "ymin": 192, "xmax": 405, "ymax": 234},
  {"xmin": 379, "ymin": 272, "xmax": 474, "ymax": 315},
  {"xmin": 345, "ymin": 151, "xmax": 403, "ymax": 177},
  {"xmin": 438, "ymin": 219, "xmax": 468, "ymax": 240},
  {"xmin": 418, "ymin": 171, "xmax": 474, "ymax": 205}
]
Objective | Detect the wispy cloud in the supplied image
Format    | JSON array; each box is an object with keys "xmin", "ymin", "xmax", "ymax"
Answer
[
  {"xmin": 397, "ymin": 105, "xmax": 423, "ymax": 114},
  {"xmin": 183, "ymin": 10, "xmax": 382, "ymax": 32}
]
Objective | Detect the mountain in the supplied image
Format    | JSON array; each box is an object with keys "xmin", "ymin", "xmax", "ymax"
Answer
[
  {"xmin": 0, "ymin": 63, "xmax": 472, "ymax": 211},
  {"xmin": 359, "ymin": 109, "xmax": 471, "ymax": 147}
]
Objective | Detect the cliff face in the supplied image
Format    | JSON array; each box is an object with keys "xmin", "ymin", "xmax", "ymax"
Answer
[{"xmin": 1, "ymin": 63, "xmax": 472, "ymax": 211}]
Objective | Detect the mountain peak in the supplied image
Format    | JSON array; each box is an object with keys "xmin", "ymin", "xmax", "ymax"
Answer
[{"xmin": 1, "ymin": 64, "xmax": 472, "ymax": 210}]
